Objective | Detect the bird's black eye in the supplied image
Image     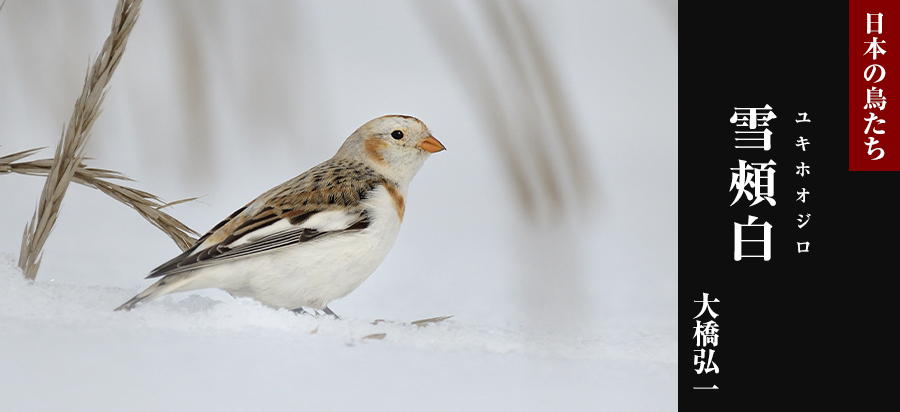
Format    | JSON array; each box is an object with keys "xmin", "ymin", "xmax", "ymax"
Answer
[{"xmin": 391, "ymin": 130, "xmax": 404, "ymax": 140}]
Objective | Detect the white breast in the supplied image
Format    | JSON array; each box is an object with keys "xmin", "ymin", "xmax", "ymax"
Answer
[{"xmin": 184, "ymin": 185, "xmax": 403, "ymax": 309}]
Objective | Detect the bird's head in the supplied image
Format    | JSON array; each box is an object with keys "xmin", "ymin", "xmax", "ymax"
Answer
[{"xmin": 336, "ymin": 115, "xmax": 445, "ymax": 185}]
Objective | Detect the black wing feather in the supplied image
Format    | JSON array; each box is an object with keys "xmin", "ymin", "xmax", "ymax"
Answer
[{"xmin": 147, "ymin": 211, "xmax": 370, "ymax": 278}]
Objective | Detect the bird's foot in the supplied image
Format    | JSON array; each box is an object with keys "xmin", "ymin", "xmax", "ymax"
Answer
[{"xmin": 291, "ymin": 306, "xmax": 340, "ymax": 320}]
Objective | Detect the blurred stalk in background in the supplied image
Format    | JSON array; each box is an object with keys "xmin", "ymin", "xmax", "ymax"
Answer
[{"xmin": 417, "ymin": 0, "xmax": 597, "ymax": 330}]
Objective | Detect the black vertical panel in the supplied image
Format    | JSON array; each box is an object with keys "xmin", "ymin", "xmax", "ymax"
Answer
[{"xmin": 680, "ymin": 2, "xmax": 858, "ymax": 406}]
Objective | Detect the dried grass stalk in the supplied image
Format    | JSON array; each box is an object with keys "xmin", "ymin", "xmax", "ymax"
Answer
[
  {"xmin": 415, "ymin": 0, "xmax": 594, "ymax": 220},
  {"xmin": 410, "ymin": 315, "xmax": 453, "ymax": 327},
  {"xmin": 2, "ymin": 150, "xmax": 198, "ymax": 252},
  {"xmin": 0, "ymin": 147, "xmax": 45, "ymax": 170},
  {"xmin": 18, "ymin": 0, "xmax": 142, "ymax": 280}
]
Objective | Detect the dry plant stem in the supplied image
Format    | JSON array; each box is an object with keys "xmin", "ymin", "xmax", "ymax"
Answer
[
  {"xmin": 10, "ymin": 163, "xmax": 198, "ymax": 253},
  {"xmin": 410, "ymin": 315, "xmax": 453, "ymax": 327},
  {"xmin": 415, "ymin": 1, "xmax": 593, "ymax": 220},
  {"xmin": 2, "ymin": 148, "xmax": 199, "ymax": 253},
  {"xmin": 18, "ymin": 0, "xmax": 143, "ymax": 280},
  {"xmin": 0, "ymin": 147, "xmax": 45, "ymax": 171}
]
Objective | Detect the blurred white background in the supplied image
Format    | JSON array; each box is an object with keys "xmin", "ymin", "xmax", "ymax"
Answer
[{"xmin": 0, "ymin": 1, "xmax": 677, "ymax": 410}]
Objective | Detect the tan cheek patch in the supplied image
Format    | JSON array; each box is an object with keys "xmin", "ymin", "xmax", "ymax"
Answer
[
  {"xmin": 383, "ymin": 181, "xmax": 405, "ymax": 223},
  {"xmin": 364, "ymin": 138, "xmax": 387, "ymax": 164}
]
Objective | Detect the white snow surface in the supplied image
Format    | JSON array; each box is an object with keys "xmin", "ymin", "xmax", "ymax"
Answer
[
  {"xmin": 0, "ymin": 1, "xmax": 677, "ymax": 410},
  {"xmin": 1, "ymin": 254, "xmax": 675, "ymax": 411}
]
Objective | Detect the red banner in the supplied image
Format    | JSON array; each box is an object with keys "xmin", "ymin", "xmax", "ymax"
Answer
[{"xmin": 851, "ymin": 1, "xmax": 900, "ymax": 170}]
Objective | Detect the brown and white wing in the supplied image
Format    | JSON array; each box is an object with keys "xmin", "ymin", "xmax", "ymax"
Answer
[{"xmin": 146, "ymin": 161, "xmax": 385, "ymax": 278}]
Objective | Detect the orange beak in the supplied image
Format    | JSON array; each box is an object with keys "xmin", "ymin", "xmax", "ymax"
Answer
[{"xmin": 418, "ymin": 135, "xmax": 446, "ymax": 153}]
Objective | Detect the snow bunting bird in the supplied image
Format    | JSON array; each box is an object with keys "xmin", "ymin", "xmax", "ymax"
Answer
[{"xmin": 116, "ymin": 115, "xmax": 445, "ymax": 314}]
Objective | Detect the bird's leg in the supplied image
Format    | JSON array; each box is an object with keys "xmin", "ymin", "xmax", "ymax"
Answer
[{"xmin": 323, "ymin": 306, "xmax": 341, "ymax": 320}]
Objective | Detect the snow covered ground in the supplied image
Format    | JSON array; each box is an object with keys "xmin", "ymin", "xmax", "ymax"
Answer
[
  {"xmin": 0, "ymin": 253, "xmax": 675, "ymax": 411},
  {"xmin": 1, "ymin": 1, "xmax": 677, "ymax": 410}
]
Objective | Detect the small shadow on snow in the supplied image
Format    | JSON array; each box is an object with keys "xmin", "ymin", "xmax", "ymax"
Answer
[{"xmin": 157, "ymin": 294, "xmax": 223, "ymax": 313}]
